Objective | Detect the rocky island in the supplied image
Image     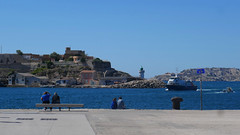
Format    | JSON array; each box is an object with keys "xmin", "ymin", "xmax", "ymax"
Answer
[{"xmin": 153, "ymin": 68, "xmax": 240, "ymax": 82}]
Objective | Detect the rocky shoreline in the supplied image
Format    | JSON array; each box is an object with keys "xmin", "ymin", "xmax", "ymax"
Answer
[
  {"xmin": 104, "ymin": 80, "xmax": 166, "ymax": 89},
  {"xmin": 72, "ymin": 80, "xmax": 166, "ymax": 88},
  {"xmin": 5, "ymin": 80, "xmax": 166, "ymax": 88}
]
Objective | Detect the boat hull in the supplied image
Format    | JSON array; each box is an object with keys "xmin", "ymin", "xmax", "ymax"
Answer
[{"xmin": 166, "ymin": 85, "xmax": 197, "ymax": 91}]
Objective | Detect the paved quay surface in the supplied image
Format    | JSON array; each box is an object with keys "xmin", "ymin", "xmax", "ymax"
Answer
[{"xmin": 1, "ymin": 109, "xmax": 240, "ymax": 135}]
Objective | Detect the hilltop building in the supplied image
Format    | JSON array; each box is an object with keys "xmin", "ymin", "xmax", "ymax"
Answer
[
  {"xmin": 64, "ymin": 47, "xmax": 85, "ymax": 60},
  {"xmin": 92, "ymin": 60, "xmax": 111, "ymax": 72},
  {"xmin": 0, "ymin": 54, "xmax": 30, "ymax": 72},
  {"xmin": 42, "ymin": 55, "xmax": 51, "ymax": 62},
  {"xmin": 73, "ymin": 56, "xmax": 81, "ymax": 63},
  {"xmin": 0, "ymin": 54, "xmax": 27, "ymax": 64},
  {"xmin": 22, "ymin": 54, "xmax": 41, "ymax": 62}
]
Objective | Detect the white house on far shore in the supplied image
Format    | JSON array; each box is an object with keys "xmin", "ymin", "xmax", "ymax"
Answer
[{"xmin": 8, "ymin": 73, "xmax": 48, "ymax": 87}]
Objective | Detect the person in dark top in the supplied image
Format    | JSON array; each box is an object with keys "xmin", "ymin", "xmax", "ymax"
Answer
[
  {"xmin": 41, "ymin": 91, "xmax": 51, "ymax": 111},
  {"xmin": 52, "ymin": 92, "xmax": 61, "ymax": 111},
  {"xmin": 111, "ymin": 98, "xmax": 117, "ymax": 109}
]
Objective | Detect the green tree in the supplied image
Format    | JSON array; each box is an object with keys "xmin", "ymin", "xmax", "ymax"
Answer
[
  {"xmin": 81, "ymin": 57, "xmax": 86, "ymax": 63},
  {"xmin": 7, "ymin": 69, "xmax": 15, "ymax": 76},
  {"xmin": 31, "ymin": 67, "xmax": 47, "ymax": 75},
  {"xmin": 46, "ymin": 61, "xmax": 55, "ymax": 69},
  {"xmin": 50, "ymin": 52, "xmax": 61, "ymax": 61},
  {"xmin": 16, "ymin": 50, "xmax": 23, "ymax": 55},
  {"xmin": 66, "ymin": 56, "xmax": 73, "ymax": 61},
  {"xmin": 93, "ymin": 58, "xmax": 103, "ymax": 63}
]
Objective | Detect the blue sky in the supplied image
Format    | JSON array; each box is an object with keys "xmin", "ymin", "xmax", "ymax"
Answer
[{"xmin": 0, "ymin": 0, "xmax": 240, "ymax": 78}]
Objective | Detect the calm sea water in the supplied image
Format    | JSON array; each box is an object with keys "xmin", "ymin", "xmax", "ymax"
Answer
[{"xmin": 1, "ymin": 81, "xmax": 240, "ymax": 110}]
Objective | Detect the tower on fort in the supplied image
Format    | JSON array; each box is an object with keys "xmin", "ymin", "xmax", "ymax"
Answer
[{"xmin": 64, "ymin": 47, "xmax": 85, "ymax": 59}]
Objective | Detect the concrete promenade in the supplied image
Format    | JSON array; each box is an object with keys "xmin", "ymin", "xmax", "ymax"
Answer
[{"xmin": 1, "ymin": 109, "xmax": 240, "ymax": 135}]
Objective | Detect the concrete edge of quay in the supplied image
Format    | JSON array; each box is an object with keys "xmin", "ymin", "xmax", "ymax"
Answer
[{"xmin": 1, "ymin": 109, "xmax": 240, "ymax": 135}]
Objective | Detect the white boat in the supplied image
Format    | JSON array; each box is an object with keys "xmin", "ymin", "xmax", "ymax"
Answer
[{"xmin": 166, "ymin": 75, "xmax": 197, "ymax": 91}]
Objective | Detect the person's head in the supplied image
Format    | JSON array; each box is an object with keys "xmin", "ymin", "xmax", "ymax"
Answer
[
  {"xmin": 113, "ymin": 98, "xmax": 116, "ymax": 101},
  {"xmin": 54, "ymin": 92, "xmax": 58, "ymax": 95},
  {"xmin": 119, "ymin": 97, "xmax": 122, "ymax": 99},
  {"xmin": 43, "ymin": 92, "xmax": 47, "ymax": 95}
]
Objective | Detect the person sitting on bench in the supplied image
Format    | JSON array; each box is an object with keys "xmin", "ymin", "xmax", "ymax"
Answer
[
  {"xmin": 41, "ymin": 91, "xmax": 51, "ymax": 111},
  {"xmin": 52, "ymin": 92, "xmax": 61, "ymax": 111}
]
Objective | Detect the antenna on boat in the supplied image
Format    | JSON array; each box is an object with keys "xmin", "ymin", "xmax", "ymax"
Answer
[{"xmin": 175, "ymin": 68, "xmax": 179, "ymax": 77}]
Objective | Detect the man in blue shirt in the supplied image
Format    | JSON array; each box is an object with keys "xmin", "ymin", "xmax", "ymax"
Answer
[{"xmin": 41, "ymin": 91, "xmax": 51, "ymax": 111}]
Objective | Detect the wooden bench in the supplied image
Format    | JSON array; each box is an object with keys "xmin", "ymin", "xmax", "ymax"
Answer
[{"xmin": 36, "ymin": 104, "xmax": 84, "ymax": 111}]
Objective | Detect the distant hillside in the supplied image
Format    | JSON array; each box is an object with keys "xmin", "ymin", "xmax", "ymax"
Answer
[
  {"xmin": 0, "ymin": 53, "xmax": 132, "ymax": 85},
  {"xmin": 153, "ymin": 68, "xmax": 240, "ymax": 81}
]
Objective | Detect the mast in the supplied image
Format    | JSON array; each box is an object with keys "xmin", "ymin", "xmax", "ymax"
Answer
[{"xmin": 175, "ymin": 68, "xmax": 179, "ymax": 77}]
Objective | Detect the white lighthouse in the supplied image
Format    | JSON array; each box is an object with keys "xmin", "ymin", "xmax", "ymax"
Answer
[{"xmin": 139, "ymin": 66, "xmax": 145, "ymax": 79}]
